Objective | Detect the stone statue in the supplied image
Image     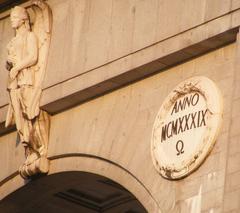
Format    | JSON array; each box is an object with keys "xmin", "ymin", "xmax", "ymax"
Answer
[{"xmin": 5, "ymin": 0, "xmax": 52, "ymax": 179}]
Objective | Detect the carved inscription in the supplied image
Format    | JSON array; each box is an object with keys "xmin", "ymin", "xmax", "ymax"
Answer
[
  {"xmin": 171, "ymin": 93, "xmax": 199, "ymax": 115},
  {"xmin": 161, "ymin": 109, "xmax": 208, "ymax": 142},
  {"xmin": 160, "ymin": 92, "xmax": 208, "ymax": 155},
  {"xmin": 151, "ymin": 76, "xmax": 223, "ymax": 179},
  {"xmin": 176, "ymin": 140, "xmax": 184, "ymax": 155}
]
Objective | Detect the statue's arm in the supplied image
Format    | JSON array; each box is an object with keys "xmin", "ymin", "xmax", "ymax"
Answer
[{"xmin": 10, "ymin": 32, "xmax": 38, "ymax": 79}]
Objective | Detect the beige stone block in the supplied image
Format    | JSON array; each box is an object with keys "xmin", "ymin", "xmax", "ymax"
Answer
[
  {"xmin": 178, "ymin": 0, "xmax": 205, "ymax": 31},
  {"xmin": 194, "ymin": 62, "xmax": 215, "ymax": 79},
  {"xmin": 222, "ymin": 96, "xmax": 233, "ymax": 115},
  {"xmin": 223, "ymin": 43, "xmax": 237, "ymax": 60},
  {"xmin": 132, "ymin": 0, "xmax": 158, "ymax": 51},
  {"xmin": 0, "ymin": 21, "xmax": 3, "ymax": 41},
  {"xmin": 108, "ymin": 0, "xmax": 135, "ymax": 60},
  {"xmin": 227, "ymin": 153, "xmax": 240, "ymax": 174},
  {"xmin": 177, "ymin": 200, "xmax": 191, "ymax": 213},
  {"xmin": 217, "ymin": 77, "xmax": 234, "ymax": 98},
  {"xmin": 44, "ymin": 0, "xmax": 71, "ymax": 87},
  {"xmin": 202, "ymin": 188, "xmax": 224, "ymax": 211},
  {"xmin": 221, "ymin": 113, "xmax": 231, "ymax": 134},
  {"xmin": 231, "ymin": 9, "xmax": 240, "ymax": 28},
  {"xmin": 176, "ymin": 176, "xmax": 204, "ymax": 201},
  {"xmin": 223, "ymin": 190, "xmax": 240, "ymax": 212},
  {"xmin": 229, "ymin": 135, "xmax": 240, "ymax": 155},
  {"xmin": 219, "ymin": 150, "xmax": 228, "ymax": 170},
  {"xmin": 58, "ymin": 0, "xmax": 89, "ymax": 81},
  {"xmin": 139, "ymin": 89, "xmax": 167, "ymax": 112},
  {"xmin": 178, "ymin": 188, "xmax": 224, "ymax": 212},
  {"xmin": 84, "ymin": 0, "xmax": 112, "ymax": 70},
  {"xmin": 177, "ymin": 60, "xmax": 197, "ymax": 80},
  {"xmin": 106, "ymin": 55, "xmax": 133, "ymax": 80},
  {"xmin": 0, "ymin": 132, "xmax": 24, "ymax": 181},
  {"xmin": 205, "ymin": 15, "xmax": 231, "ymax": 39},
  {"xmin": 225, "ymin": 170, "xmax": 240, "ymax": 192},
  {"xmin": 156, "ymin": 0, "xmax": 205, "ymax": 41},
  {"xmin": 122, "ymin": 124, "xmax": 152, "ymax": 171},
  {"xmin": 76, "ymin": 69, "xmax": 115, "ymax": 95},
  {"xmin": 211, "ymin": 132, "xmax": 228, "ymax": 155},
  {"xmin": 0, "ymin": 175, "xmax": 25, "ymax": 200},
  {"xmin": 0, "ymin": 105, "xmax": 8, "ymax": 124},
  {"xmin": 233, "ymin": 79, "xmax": 240, "ymax": 100},
  {"xmin": 193, "ymin": 44, "xmax": 236, "ymax": 78},
  {"xmin": 131, "ymin": 44, "xmax": 156, "ymax": 69},
  {"xmin": 194, "ymin": 151, "xmax": 227, "ymax": 177},
  {"xmin": 182, "ymin": 32, "xmax": 209, "ymax": 56},
  {"xmin": 47, "ymin": 100, "xmax": 96, "ymax": 155},
  {"xmin": 45, "ymin": 0, "xmax": 113, "ymax": 87},
  {"xmin": 234, "ymin": 61, "xmax": 240, "ymax": 81},
  {"xmin": 232, "ymin": 0, "xmax": 240, "ymax": 10},
  {"xmin": 204, "ymin": 0, "xmax": 231, "ymax": 21},
  {"xmin": 41, "ymin": 84, "xmax": 63, "ymax": 109},
  {"xmin": 154, "ymin": 35, "xmax": 185, "ymax": 60},
  {"xmin": 156, "ymin": 0, "xmax": 180, "ymax": 40},
  {"xmin": 150, "ymin": 177, "xmax": 176, "ymax": 212},
  {"xmin": 107, "ymin": 112, "xmax": 144, "ymax": 162},
  {"xmin": 85, "ymin": 99, "xmax": 122, "ymax": 155},
  {"xmin": 92, "ymin": 93, "xmax": 133, "ymax": 155},
  {"xmin": 202, "ymin": 207, "xmax": 222, "ymax": 213},
  {"xmin": 202, "ymin": 170, "xmax": 226, "ymax": 193},
  {"xmin": 176, "ymin": 170, "xmax": 225, "ymax": 203},
  {"xmin": 48, "ymin": 0, "xmax": 77, "ymax": 80},
  {"xmin": 211, "ymin": 62, "xmax": 235, "ymax": 83},
  {"xmin": 230, "ymin": 115, "xmax": 240, "ymax": 137}
]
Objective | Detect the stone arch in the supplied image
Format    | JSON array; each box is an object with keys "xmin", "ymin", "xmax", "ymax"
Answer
[{"xmin": 0, "ymin": 154, "xmax": 161, "ymax": 212}]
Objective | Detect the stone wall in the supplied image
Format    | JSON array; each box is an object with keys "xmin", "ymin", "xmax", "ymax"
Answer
[
  {"xmin": 0, "ymin": 0, "xmax": 240, "ymax": 212},
  {"xmin": 0, "ymin": 0, "xmax": 239, "ymax": 109},
  {"xmin": 46, "ymin": 43, "xmax": 239, "ymax": 212}
]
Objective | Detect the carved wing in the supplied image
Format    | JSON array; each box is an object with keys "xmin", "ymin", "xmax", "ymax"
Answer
[{"xmin": 27, "ymin": 0, "xmax": 52, "ymax": 119}]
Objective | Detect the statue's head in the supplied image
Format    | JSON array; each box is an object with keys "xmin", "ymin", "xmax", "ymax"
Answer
[{"xmin": 10, "ymin": 6, "xmax": 30, "ymax": 30}]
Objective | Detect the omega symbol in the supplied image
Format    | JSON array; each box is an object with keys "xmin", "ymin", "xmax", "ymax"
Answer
[{"xmin": 176, "ymin": 140, "xmax": 184, "ymax": 156}]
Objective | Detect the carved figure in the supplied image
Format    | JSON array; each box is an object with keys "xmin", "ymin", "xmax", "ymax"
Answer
[{"xmin": 5, "ymin": 0, "xmax": 52, "ymax": 179}]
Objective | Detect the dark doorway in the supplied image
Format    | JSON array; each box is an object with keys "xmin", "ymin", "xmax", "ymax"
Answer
[{"xmin": 0, "ymin": 172, "xmax": 147, "ymax": 213}]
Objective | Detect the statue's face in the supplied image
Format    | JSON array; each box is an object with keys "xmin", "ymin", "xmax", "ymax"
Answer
[{"xmin": 10, "ymin": 12, "xmax": 24, "ymax": 29}]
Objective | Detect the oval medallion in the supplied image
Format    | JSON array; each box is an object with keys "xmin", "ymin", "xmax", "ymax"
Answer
[{"xmin": 151, "ymin": 76, "xmax": 223, "ymax": 179}]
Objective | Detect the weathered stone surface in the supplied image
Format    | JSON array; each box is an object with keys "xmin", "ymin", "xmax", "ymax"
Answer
[
  {"xmin": 0, "ymin": 1, "xmax": 240, "ymax": 212},
  {"xmin": 0, "ymin": 0, "xmax": 240, "ymax": 117}
]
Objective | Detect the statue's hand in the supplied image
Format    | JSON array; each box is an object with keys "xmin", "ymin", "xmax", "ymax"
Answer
[
  {"xmin": 32, "ymin": 0, "xmax": 39, "ymax": 5},
  {"xmin": 32, "ymin": 0, "xmax": 45, "ymax": 8},
  {"xmin": 7, "ymin": 55, "xmax": 17, "ymax": 64},
  {"xmin": 9, "ymin": 68, "xmax": 18, "ymax": 80}
]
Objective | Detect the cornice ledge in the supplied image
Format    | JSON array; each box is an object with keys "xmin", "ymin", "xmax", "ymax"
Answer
[{"xmin": 1, "ymin": 9, "xmax": 240, "ymax": 136}]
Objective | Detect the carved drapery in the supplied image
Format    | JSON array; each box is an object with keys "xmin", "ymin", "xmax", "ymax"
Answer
[{"xmin": 5, "ymin": 0, "xmax": 52, "ymax": 179}]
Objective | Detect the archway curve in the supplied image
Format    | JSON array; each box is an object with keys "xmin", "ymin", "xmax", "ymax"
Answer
[
  {"xmin": 0, "ymin": 171, "xmax": 149, "ymax": 213},
  {"xmin": 0, "ymin": 154, "xmax": 162, "ymax": 212},
  {"xmin": 48, "ymin": 154, "xmax": 161, "ymax": 212}
]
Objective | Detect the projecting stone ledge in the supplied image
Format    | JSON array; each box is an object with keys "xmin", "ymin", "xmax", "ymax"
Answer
[
  {"xmin": 40, "ymin": 28, "xmax": 238, "ymax": 114},
  {"xmin": 0, "ymin": 9, "xmax": 240, "ymax": 136}
]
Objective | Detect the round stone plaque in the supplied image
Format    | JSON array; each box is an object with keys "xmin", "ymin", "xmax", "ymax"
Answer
[{"xmin": 151, "ymin": 76, "xmax": 223, "ymax": 179}]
